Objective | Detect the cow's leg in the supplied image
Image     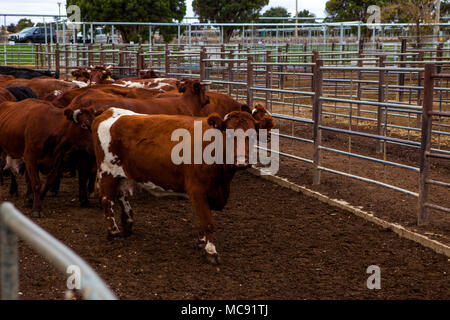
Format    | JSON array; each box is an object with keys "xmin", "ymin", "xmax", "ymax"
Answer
[
  {"xmin": 49, "ymin": 170, "xmax": 62, "ymax": 196},
  {"xmin": 0, "ymin": 158, "xmax": 3, "ymax": 187},
  {"xmin": 99, "ymin": 173, "xmax": 120, "ymax": 239},
  {"xmin": 40, "ymin": 164, "xmax": 63, "ymax": 200},
  {"xmin": 77, "ymin": 161, "xmax": 90, "ymax": 207},
  {"xmin": 9, "ymin": 172, "xmax": 19, "ymax": 197},
  {"xmin": 187, "ymin": 189, "xmax": 219, "ymax": 264},
  {"xmin": 118, "ymin": 194, "xmax": 134, "ymax": 237},
  {"xmin": 24, "ymin": 155, "xmax": 42, "ymax": 217},
  {"xmin": 24, "ymin": 172, "xmax": 33, "ymax": 206},
  {"xmin": 77, "ymin": 155, "xmax": 97, "ymax": 207},
  {"xmin": 87, "ymin": 165, "xmax": 96, "ymax": 198}
]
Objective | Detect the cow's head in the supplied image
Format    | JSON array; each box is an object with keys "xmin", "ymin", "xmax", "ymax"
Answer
[
  {"xmin": 88, "ymin": 65, "xmax": 113, "ymax": 85},
  {"xmin": 179, "ymin": 79, "xmax": 210, "ymax": 108},
  {"xmin": 251, "ymin": 104, "xmax": 273, "ymax": 142},
  {"xmin": 64, "ymin": 107, "xmax": 104, "ymax": 131},
  {"xmin": 139, "ymin": 69, "xmax": 160, "ymax": 79},
  {"xmin": 207, "ymin": 111, "xmax": 274, "ymax": 168},
  {"xmin": 71, "ymin": 68, "xmax": 90, "ymax": 82}
]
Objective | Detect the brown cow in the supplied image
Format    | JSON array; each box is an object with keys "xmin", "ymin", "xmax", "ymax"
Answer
[
  {"xmin": 92, "ymin": 107, "xmax": 274, "ymax": 263},
  {"xmin": 0, "ymin": 99, "xmax": 99, "ymax": 216},
  {"xmin": 156, "ymin": 86, "xmax": 251, "ymax": 118},
  {"xmin": 47, "ymin": 84, "xmax": 176, "ymax": 108},
  {"xmin": 0, "ymin": 75, "xmax": 15, "ymax": 82},
  {"xmin": 70, "ymin": 79, "xmax": 210, "ymax": 116},
  {"xmin": 0, "ymin": 88, "xmax": 16, "ymax": 187},
  {"xmin": 71, "ymin": 68, "xmax": 90, "ymax": 82},
  {"xmin": 0, "ymin": 78, "xmax": 79, "ymax": 99},
  {"xmin": 0, "ymin": 87, "xmax": 16, "ymax": 103}
]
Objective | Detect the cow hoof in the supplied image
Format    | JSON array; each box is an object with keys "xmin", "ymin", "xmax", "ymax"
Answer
[
  {"xmin": 80, "ymin": 201, "xmax": 90, "ymax": 208},
  {"xmin": 31, "ymin": 211, "xmax": 42, "ymax": 218},
  {"xmin": 122, "ymin": 228, "xmax": 133, "ymax": 237},
  {"xmin": 205, "ymin": 253, "xmax": 221, "ymax": 265},
  {"xmin": 106, "ymin": 231, "xmax": 122, "ymax": 241},
  {"xmin": 197, "ymin": 238, "xmax": 206, "ymax": 249}
]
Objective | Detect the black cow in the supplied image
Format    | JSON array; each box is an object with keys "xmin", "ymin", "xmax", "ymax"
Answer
[
  {"xmin": 5, "ymin": 86, "xmax": 37, "ymax": 101},
  {"xmin": 0, "ymin": 66, "xmax": 59, "ymax": 79}
]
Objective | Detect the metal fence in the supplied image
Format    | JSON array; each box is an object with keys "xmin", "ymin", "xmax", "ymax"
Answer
[
  {"xmin": 0, "ymin": 39, "xmax": 449, "ymax": 225},
  {"xmin": 0, "ymin": 202, "xmax": 116, "ymax": 300}
]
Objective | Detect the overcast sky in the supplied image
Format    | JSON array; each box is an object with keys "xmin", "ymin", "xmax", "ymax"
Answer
[{"xmin": 0, "ymin": 0, "xmax": 328, "ymax": 25}]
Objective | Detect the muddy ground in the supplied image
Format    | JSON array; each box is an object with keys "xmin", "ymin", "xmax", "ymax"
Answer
[{"xmin": 0, "ymin": 171, "xmax": 448, "ymax": 300}]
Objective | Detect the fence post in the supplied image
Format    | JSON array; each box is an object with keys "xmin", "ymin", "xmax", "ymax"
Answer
[
  {"xmin": 199, "ymin": 48, "xmax": 206, "ymax": 81},
  {"xmin": 228, "ymin": 50, "xmax": 234, "ymax": 96},
  {"xmin": 88, "ymin": 44, "xmax": 93, "ymax": 67},
  {"xmin": 221, "ymin": 44, "xmax": 225, "ymax": 79},
  {"xmin": 247, "ymin": 56, "xmax": 254, "ymax": 107},
  {"xmin": 418, "ymin": 64, "xmax": 434, "ymax": 225},
  {"xmin": 0, "ymin": 213, "xmax": 19, "ymax": 300},
  {"xmin": 99, "ymin": 43, "xmax": 105, "ymax": 66},
  {"xmin": 416, "ymin": 51, "xmax": 425, "ymax": 128},
  {"xmin": 311, "ymin": 50, "xmax": 319, "ymax": 91},
  {"xmin": 277, "ymin": 47, "xmax": 284, "ymax": 99},
  {"xmin": 64, "ymin": 45, "xmax": 69, "ymax": 81},
  {"xmin": 164, "ymin": 45, "xmax": 170, "ymax": 77},
  {"xmin": 55, "ymin": 44, "xmax": 60, "ymax": 77},
  {"xmin": 376, "ymin": 55, "xmax": 386, "ymax": 153},
  {"xmin": 313, "ymin": 59, "xmax": 323, "ymax": 185},
  {"xmin": 398, "ymin": 39, "xmax": 407, "ymax": 102},
  {"xmin": 436, "ymin": 42, "xmax": 443, "ymax": 74},
  {"xmin": 356, "ymin": 41, "xmax": 364, "ymax": 116},
  {"xmin": 118, "ymin": 48, "xmax": 124, "ymax": 77},
  {"xmin": 265, "ymin": 50, "xmax": 272, "ymax": 112}
]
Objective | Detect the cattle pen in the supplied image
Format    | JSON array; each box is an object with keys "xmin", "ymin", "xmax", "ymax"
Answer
[{"xmin": 0, "ymin": 32, "xmax": 449, "ymax": 299}]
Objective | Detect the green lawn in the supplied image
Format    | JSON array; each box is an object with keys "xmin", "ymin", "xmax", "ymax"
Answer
[{"xmin": 1, "ymin": 44, "xmax": 36, "ymax": 66}]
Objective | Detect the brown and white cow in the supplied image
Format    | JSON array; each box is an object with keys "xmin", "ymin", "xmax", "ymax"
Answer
[{"xmin": 92, "ymin": 107, "xmax": 274, "ymax": 264}]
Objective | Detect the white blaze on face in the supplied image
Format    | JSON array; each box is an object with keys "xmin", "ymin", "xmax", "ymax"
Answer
[
  {"xmin": 53, "ymin": 90, "xmax": 63, "ymax": 96},
  {"xmin": 97, "ymin": 108, "xmax": 144, "ymax": 178}
]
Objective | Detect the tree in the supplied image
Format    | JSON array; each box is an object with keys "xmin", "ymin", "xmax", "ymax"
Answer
[
  {"xmin": 325, "ymin": 0, "xmax": 389, "ymax": 22},
  {"xmin": 192, "ymin": 0, "xmax": 269, "ymax": 42},
  {"xmin": 66, "ymin": 0, "xmax": 186, "ymax": 43},
  {"xmin": 261, "ymin": 7, "xmax": 290, "ymax": 24},
  {"xmin": 16, "ymin": 18, "xmax": 34, "ymax": 31},
  {"xmin": 297, "ymin": 9, "xmax": 316, "ymax": 23},
  {"xmin": 383, "ymin": 0, "xmax": 439, "ymax": 48},
  {"xmin": 7, "ymin": 23, "xmax": 17, "ymax": 33}
]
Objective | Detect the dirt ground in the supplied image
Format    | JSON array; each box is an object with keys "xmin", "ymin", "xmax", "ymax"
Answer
[
  {"xmin": 274, "ymin": 117, "xmax": 450, "ymax": 247},
  {"xmin": 0, "ymin": 170, "xmax": 448, "ymax": 300}
]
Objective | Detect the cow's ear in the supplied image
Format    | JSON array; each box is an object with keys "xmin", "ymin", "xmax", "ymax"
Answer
[
  {"xmin": 64, "ymin": 108, "xmax": 74, "ymax": 121},
  {"xmin": 256, "ymin": 116, "xmax": 274, "ymax": 130},
  {"xmin": 94, "ymin": 108, "xmax": 105, "ymax": 116},
  {"xmin": 240, "ymin": 104, "xmax": 251, "ymax": 114},
  {"xmin": 207, "ymin": 113, "xmax": 224, "ymax": 130}
]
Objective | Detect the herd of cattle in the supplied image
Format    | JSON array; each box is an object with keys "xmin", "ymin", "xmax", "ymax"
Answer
[{"xmin": 0, "ymin": 65, "xmax": 274, "ymax": 264}]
